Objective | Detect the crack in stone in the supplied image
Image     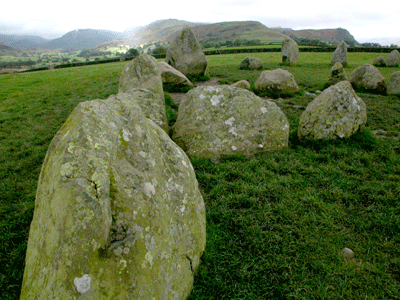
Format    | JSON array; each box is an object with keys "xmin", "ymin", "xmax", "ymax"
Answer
[{"xmin": 184, "ymin": 254, "xmax": 194, "ymax": 274}]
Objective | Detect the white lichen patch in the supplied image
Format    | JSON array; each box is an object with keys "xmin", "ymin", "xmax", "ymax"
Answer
[
  {"xmin": 119, "ymin": 259, "xmax": 127, "ymax": 270},
  {"xmin": 74, "ymin": 274, "xmax": 91, "ymax": 294},
  {"xmin": 231, "ymin": 146, "xmax": 237, "ymax": 151},
  {"xmin": 145, "ymin": 251, "xmax": 154, "ymax": 265},
  {"xmin": 210, "ymin": 95, "xmax": 221, "ymax": 106},
  {"xmin": 180, "ymin": 205, "xmax": 186, "ymax": 213},
  {"xmin": 260, "ymin": 107, "xmax": 268, "ymax": 114},
  {"xmin": 122, "ymin": 127, "xmax": 132, "ymax": 142},
  {"xmin": 225, "ymin": 117, "xmax": 235, "ymax": 126},
  {"xmin": 229, "ymin": 127, "xmax": 238, "ymax": 136},
  {"xmin": 139, "ymin": 151, "xmax": 147, "ymax": 158},
  {"xmin": 143, "ymin": 182, "xmax": 156, "ymax": 197}
]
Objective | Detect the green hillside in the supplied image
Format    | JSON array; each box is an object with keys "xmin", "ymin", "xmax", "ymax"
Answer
[{"xmin": 272, "ymin": 27, "xmax": 359, "ymax": 45}]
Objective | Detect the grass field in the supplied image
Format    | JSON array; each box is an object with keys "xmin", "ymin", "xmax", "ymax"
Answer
[{"xmin": 1, "ymin": 52, "xmax": 400, "ymax": 299}]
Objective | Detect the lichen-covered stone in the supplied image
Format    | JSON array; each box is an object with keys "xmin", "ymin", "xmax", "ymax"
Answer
[
  {"xmin": 282, "ymin": 38, "xmax": 300, "ymax": 66},
  {"xmin": 373, "ymin": 56, "xmax": 387, "ymax": 67},
  {"xmin": 239, "ymin": 57, "xmax": 263, "ymax": 70},
  {"xmin": 165, "ymin": 27, "xmax": 209, "ymax": 77},
  {"xmin": 387, "ymin": 71, "xmax": 400, "ymax": 95},
  {"xmin": 328, "ymin": 62, "xmax": 348, "ymax": 85},
  {"xmin": 231, "ymin": 80, "xmax": 251, "ymax": 90},
  {"xmin": 20, "ymin": 94, "xmax": 206, "ymax": 299},
  {"xmin": 172, "ymin": 86, "xmax": 289, "ymax": 162},
  {"xmin": 298, "ymin": 81, "xmax": 367, "ymax": 140},
  {"xmin": 254, "ymin": 68, "xmax": 299, "ymax": 96},
  {"xmin": 331, "ymin": 41, "xmax": 348, "ymax": 66},
  {"xmin": 119, "ymin": 88, "xmax": 169, "ymax": 133},
  {"xmin": 159, "ymin": 62, "xmax": 193, "ymax": 87},
  {"xmin": 385, "ymin": 50, "xmax": 400, "ymax": 67},
  {"xmin": 119, "ymin": 53, "xmax": 164, "ymax": 98},
  {"xmin": 349, "ymin": 64, "xmax": 387, "ymax": 94}
]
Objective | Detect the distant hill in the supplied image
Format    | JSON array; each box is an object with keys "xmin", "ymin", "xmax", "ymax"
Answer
[
  {"xmin": 271, "ymin": 28, "xmax": 359, "ymax": 45},
  {"xmin": 178, "ymin": 21, "xmax": 288, "ymax": 44},
  {"xmin": 0, "ymin": 34, "xmax": 49, "ymax": 50},
  {"xmin": 124, "ymin": 19, "xmax": 203, "ymax": 46},
  {"xmin": 0, "ymin": 40, "xmax": 26, "ymax": 56},
  {"xmin": 44, "ymin": 29, "xmax": 124, "ymax": 50},
  {"xmin": 0, "ymin": 20, "xmax": 361, "ymax": 51}
]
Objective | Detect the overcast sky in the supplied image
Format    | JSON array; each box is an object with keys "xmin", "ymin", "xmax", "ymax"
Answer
[{"xmin": 1, "ymin": 0, "xmax": 399, "ymax": 42}]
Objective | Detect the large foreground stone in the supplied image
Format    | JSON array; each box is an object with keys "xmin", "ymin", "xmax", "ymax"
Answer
[
  {"xmin": 120, "ymin": 88, "xmax": 169, "ymax": 133},
  {"xmin": 331, "ymin": 41, "xmax": 348, "ymax": 66},
  {"xmin": 254, "ymin": 68, "xmax": 299, "ymax": 96},
  {"xmin": 119, "ymin": 53, "xmax": 163, "ymax": 98},
  {"xmin": 172, "ymin": 86, "xmax": 289, "ymax": 162},
  {"xmin": 282, "ymin": 37, "xmax": 300, "ymax": 66},
  {"xmin": 159, "ymin": 62, "xmax": 193, "ymax": 87},
  {"xmin": 165, "ymin": 27, "xmax": 209, "ymax": 77},
  {"xmin": 349, "ymin": 64, "xmax": 387, "ymax": 94},
  {"xmin": 298, "ymin": 81, "xmax": 367, "ymax": 140},
  {"xmin": 20, "ymin": 94, "xmax": 206, "ymax": 299},
  {"xmin": 388, "ymin": 71, "xmax": 400, "ymax": 95}
]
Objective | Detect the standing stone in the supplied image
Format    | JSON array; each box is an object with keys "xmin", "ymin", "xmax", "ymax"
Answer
[
  {"xmin": 328, "ymin": 62, "xmax": 348, "ymax": 85},
  {"xmin": 281, "ymin": 37, "xmax": 300, "ymax": 66},
  {"xmin": 165, "ymin": 27, "xmax": 209, "ymax": 78},
  {"xmin": 387, "ymin": 71, "xmax": 400, "ymax": 95},
  {"xmin": 254, "ymin": 68, "xmax": 299, "ymax": 96},
  {"xmin": 158, "ymin": 62, "xmax": 193, "ymax": 87},
  {"xmin": 239, "ymin": 57, "xmax": 263, "ymax": 70},
  {"xmin": 20, "ymin": 95, "xmax": 206, "ymax": 299},
  {"xmin": 172, "ymin": 86, "xmax": 289, "ymax": 162},
  {"xmin": 119, "ymin": 53, "xmax": 164, "ymax": 99},
  {"xmin": 331, "ymin": 41, "xmax": 349, "ymax": 67},
  {"xmin": 298, "ymin": 81, "xmax": 367, "ymax": 140},
  {"xmin": 373, "ymin": 56, "xmax": 387, "ymax": 67},
  {"xmin": 349, "ymin": 64, "xmax": 387, "ymax": 94},
  {"xmin": 385, "ymin": 50, "xmax": 400, "ymax": 67}
]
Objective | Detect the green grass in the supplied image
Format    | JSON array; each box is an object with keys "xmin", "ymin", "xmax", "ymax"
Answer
[{"xmin": 1, "ymin": 53, "xmax": 400, "ymax": 299}]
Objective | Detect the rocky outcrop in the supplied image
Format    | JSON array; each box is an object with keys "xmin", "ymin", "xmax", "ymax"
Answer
[
  {"xmin": 328, "ymin": 62, "xmax": 347, "ymax": 85},
  {"xmin": 254, "ymin": 68, "xmax": 299, "ymax": 96},
  {"xmin": 158, "ymin": 62, "xmax": 193, "ymax": 87},
  {"xmin": 165, "ymin": 26, "xmax": 209, "ymax": 78},
  {"xmin": 119, "ymin": 53, "xmax": 164, "ymax": 98},
  {"xmin": 172, "ymin": 86, "xmax": 289, "ymax": 162},
  {"xmin": 349, "ymin": 64, "xmax": 387, "ymax": 94},
  {"xmin": 298, "ymin": 81, "xmax": 367, "ymax": 140},
  {"xmin": 330, "ymin": 41, "xmax": 348, "ymax": 66},
  {"xmin": 239, "ymin": 57, "xmax": 263, "ymax": 70},
  {"xmin": 387, "ymin": 71, "xmax": 400, "ymax": 95},
  {"xmin": 20, "ymin": 94, "xmax": 206, "ymax": 299},
  {"xmin": 281, "ymin": 38, "xmax": 300, "ymax": 66},
  {"xmin": 385, "ymin": 50, "xmax": 400, "ymax": 67}
]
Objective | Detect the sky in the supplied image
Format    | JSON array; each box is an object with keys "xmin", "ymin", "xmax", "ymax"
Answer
[{"xmin": 1, "ymin": 0, "xmax": 399, "ymax": 42}]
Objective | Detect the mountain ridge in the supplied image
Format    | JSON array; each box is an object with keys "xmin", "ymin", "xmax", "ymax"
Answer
[{"xmin": 1, "ymin": 20, "xmax": 361, "ymax": 51}]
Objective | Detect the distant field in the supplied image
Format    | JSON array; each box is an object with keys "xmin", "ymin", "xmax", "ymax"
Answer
[{"xmin": 1, "ymin": 53, "xmax": 399, "ymax": 299}]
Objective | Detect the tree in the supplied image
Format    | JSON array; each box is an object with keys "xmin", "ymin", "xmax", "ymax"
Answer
[{"xmin": 125, "ymin": 48, "xmax": 139, "ymax": 58}]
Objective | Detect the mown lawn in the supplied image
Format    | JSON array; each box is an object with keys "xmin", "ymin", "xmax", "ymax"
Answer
[{"xmin": 1, "ymin": 52, "xmax": 399, "ymax": 299}]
